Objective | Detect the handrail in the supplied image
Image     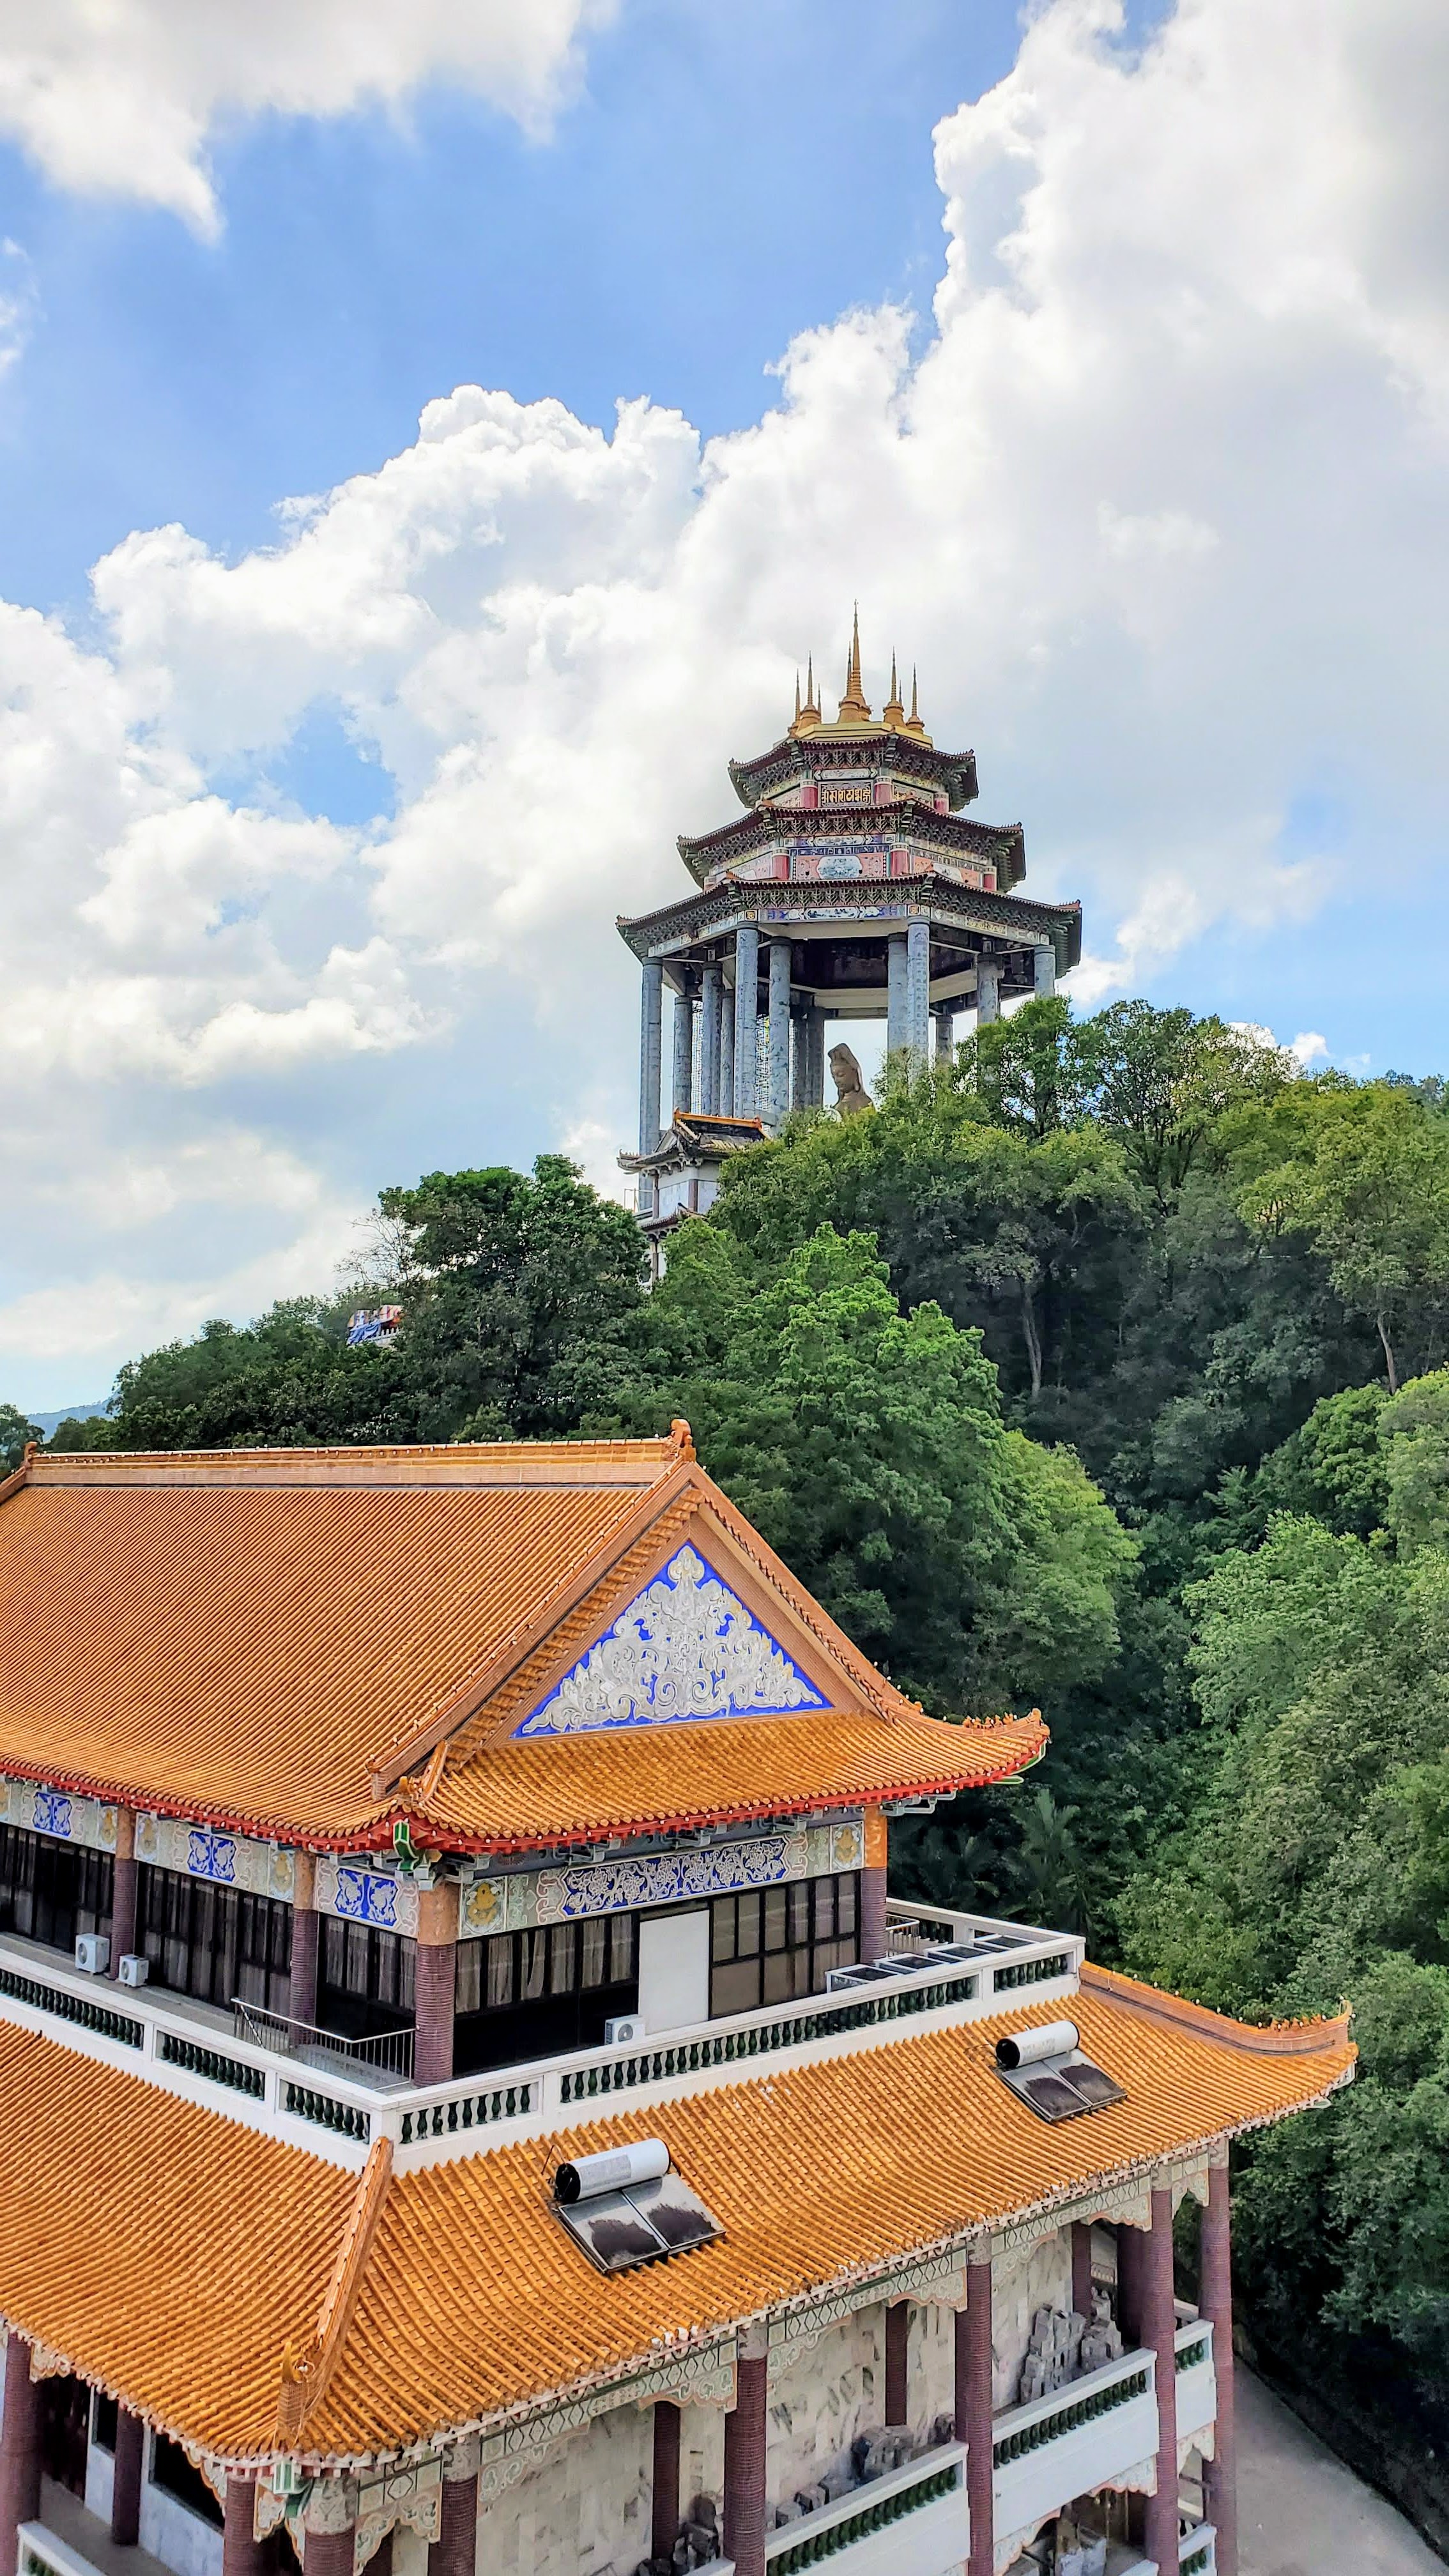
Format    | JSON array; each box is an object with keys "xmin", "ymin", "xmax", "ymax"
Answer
[
  {"xmin": 764, "ymin": 2441, "xmax": 965, "ymax": 2568},
  {"xmin": 991, "ymin": 2343, "xmax": 1156, "ymax": 2465},
  {"xmin": 233, "ymin": 2000, "xmax": 415, "ymax": 2078}
]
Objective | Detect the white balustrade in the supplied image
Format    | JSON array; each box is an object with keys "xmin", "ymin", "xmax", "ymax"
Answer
[
  {"xmin": 765, "ymin": 2442, "xmax": 967, "ymax": 2576},
  {"xmin": 992, "ymin": 2347, "xmax": 1160, "ymax": 2550}
]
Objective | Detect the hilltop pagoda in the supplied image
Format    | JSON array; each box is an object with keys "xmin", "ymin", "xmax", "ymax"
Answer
[{"xmin": 618, "ymin": 622, "xmax": 1082, "ymax": 1255}]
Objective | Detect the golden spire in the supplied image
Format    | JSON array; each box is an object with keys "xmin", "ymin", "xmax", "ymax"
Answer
[
  {"xmin": 882, "ymin": 650, "xmax": 905, "ymax": 728},
  {"xmin": 790, "ymin": 651, "xmax": 821, "ymax": 736},
  {"xmin": 794, "ymin": 671, "xmax": 802, "ymax": 722},
  {"xmin": 836, "ymin": 604, "xmax": 871, "ymax": 721},
  {"xmin": 901, "ymin": 663, "xmax": 930, "ymax": 742}
]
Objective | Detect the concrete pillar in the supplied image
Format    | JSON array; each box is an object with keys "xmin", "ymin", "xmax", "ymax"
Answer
[
  {"xmin": 112, "ymin": 2405, "xmax": 144, "ymax": 2546},
  {"xmin": 885, "ymin": 2303, "xmax": 910, "ymax": 2427},
  {"xmin": 1144, "ymin": 2188, "xmax": 1180, "ymax": 2576},
  {"xmin": 1200, "ymin": 2166, "xmax": 1237, "ymax": 2576},
  {"xmin": 109, "ymin": 1807, "xmax": 137, "ymax": 1975},
  {"xmin": 1034, "ymin": 944, "xmax": 1056, "ymax": 999},
  {"xmin": 429, "ymin": 2468, "xmax": 478, "ymax": 2576},
  {"xmin": 1071, "ymin": 2221, "xmax": 1094, "ymax": 2322},
  {"xmin": 905, "ymin": 919, "xmax": 931, "ymax": 1070},
  {"xmin": 651, "ymin": 2402, "xmax": 681, "ymax": 2564},
  {"xmin": 723, "ymin": 2351, "xmax": 768, "ymax": 2576},
  {"xmin": 671, "ymin": 990, "xmax": 694, "ymax": 1119},
  {"xmin": 0, "ymin": 2333, "xmax": 42, "ymax": 2576},
  {"xmin": 413, "ymin": 1882, "xmax": 459, "ymax": 2089},
  {"xmin": 976, "ymin": 958, "xmax": 1000, "ymax": 1026},
  {"xmin": 885, "ymin": 933, "xmax": 908, "ymax": 1064},
  {"xmin": 955, "ymin": 2260, "xmax": 993, "ymax": 2576},
  {"xmin": 223, "ymin": 2476, "xmax": 268, "ymax": 2576},
  {"xmin": 765, "ymin": 940, "xmax": 792, "ymax": 1131},
  {"xmin": 700, "ymin": 964, "xmax": 723, "ymax": 1116},
  {"xmin": 719, "ymin": 988, "xmax": 735, "ymax": 1119},
  {"xmin": 933, "ymin": 1007, "xmax": 954, "ymax": 1068},
  {"xmin": 638, "ymin": 960, "xmax": 664, "ymax": 1156},
  {"xmin": 790, "ymin": 1013, "xmax": 809, "ymax": 1113},
  {"xmin": 806, "ymin": 1009, "xmax": 826, "ymax": 1108},
  {"xmin": 733, "ymin": 926, "xmax": 760, "ymax": 1119}
]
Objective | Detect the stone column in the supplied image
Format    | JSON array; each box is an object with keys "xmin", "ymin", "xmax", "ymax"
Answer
[
  {"xmin": 790, "ymin": 1013, "xmax": 810, "ymax": 1113},
  {"xmin": 719, "ymin": 988, "xmax": 735, "ymax": 1122},
  {"xmin": 429, "ymin": 2464, "xmax": 478, "ymax": 2576},
  {"xmin": 1034, "ymin": 944, "xmax": 1056, "ymax": 1000},
  {"xmin": 639, "ymin": 960, "xmax": 664, "ymax": 1155},
  {"xmin": 1071, "ymin": 2221, "xmax": 1094, "ymax": 2322},
  {"xmin": 651, "ymin": 2402, "xmax": 681, "ymax": 2564},
  {"xmin": 1144, "ymin": 2188, "xmax": 1180, "ymax": 2576},
  {"xmin": 806, "ymin": 1009, "xmax": 826, "ymax": 1108},
  {"xmin": 289, "ymin": 1851, "xmax": 320, "ymax": 2028},
  {"xmin": 112, "ymin": 2405, "xmax": 145, "ymax": 2546},
  {"xmin": 933, "ymin": 1007, "xmax": 954, "ymax": 1069},
  {"xmin": 0, "ymin": 2332, "xmax": 43, "ymax": 2576},
  {"xmin": 765, "ymin": 940, "xmax": 792, "ymax": 1131},
  {"xmin": 1200, "ymin": 2165, "xmax": 1237, "ymax": 2576},
  {"xmin": 733, "ymin": 926, "xmax": 760, "ymax": 1119},
  {"xmin": 412, "ymin": 1882, "xmax": 459, "ymax": 2090},
  {"xmin": 885, "ymin": 933, "xmax": 908, "ymax": 1064},
  {"xmin": 976, "ymin": 958, "xmax": 1000, "ymax": 1026},
  {"xmin": 859, "ymin": 1810, "xmax": 887, "ymax": 1962},
  {"xmin": 905, "ymin": 919, "xmax": 931, "ymax": 1070},
  {"xmin": 700, "ymin": 964, "xmax": 723, "ymax": 1116},
  {"xmin": 671, "ymin": 989, "xmax": 694, "ymax": 1119},
  {"xmin": 885, "ymin": 2303, "xmax": 910, "ymax": 2427},
  {"xmin": 954, "ymin": 2258, "xmax": 993, "ymax": 2576},
  {"xmin": 108, "ymin": 1806, "xmax": 138, "ymax": 1975},
  {"xmin": 723, "ymin": 2349, "xmax": 768, "ymax": 2576},
  {"xmin": 223, "ymin": 2475, "xmax": 268, "ymax": 2576}
]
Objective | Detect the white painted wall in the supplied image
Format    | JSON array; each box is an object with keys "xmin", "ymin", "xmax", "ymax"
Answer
[
  {"xmin": 638, "ymin": 1910, "xmax": 710, "ymax": 2035},
  {"xmin": 473, "ymin": 2404, "xmax": 653, "ymax": 2576},
  {"xmin": 83, "ymin": 2432, "xmax": 113, "ymax": 2526},
  {"xmin": 139, "ymin": 2457, "xmax": 224, "ymax": 2576}
]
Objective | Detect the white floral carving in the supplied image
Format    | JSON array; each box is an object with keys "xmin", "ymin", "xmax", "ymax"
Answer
[
  {"xmin": 516, "ymin": 1544, "xmax": 826, "ymax": 1736},
  {"xmin": 535, "ymin": 1830, "xmax": 806, "ymax": 1923}
]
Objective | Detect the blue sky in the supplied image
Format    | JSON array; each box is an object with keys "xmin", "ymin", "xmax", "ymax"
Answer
[{"xmin": 0, "ymin": 0, "xmax": 1444, "ymax": 1405}]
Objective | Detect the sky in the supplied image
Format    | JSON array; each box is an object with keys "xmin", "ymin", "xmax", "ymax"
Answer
[{"xmin": 1, "ymin": 0, "xmax": 1446, "ymax": 1408}]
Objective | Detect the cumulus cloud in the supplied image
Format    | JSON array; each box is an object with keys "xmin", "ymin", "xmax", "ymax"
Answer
[
  {"xmin": 0, "ymin": 0, "xmax": 615, "ymax": 234},
  {"xmin": 4, "ymin": 0, "xmax": 1449, "ymax": 1396}
]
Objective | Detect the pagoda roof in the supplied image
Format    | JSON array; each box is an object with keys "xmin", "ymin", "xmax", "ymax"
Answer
[
  {"xmin": 0, "ymin": 1971, "xmax": 1353, "ymax": 2464},
  {"xmin": 617, "ymin": 1110, "xmax": 765, "ymax": 1176},
  {"xmin": 677, "ymin": 797, "xmax": 1025, "ymax": 889},
  {"xmin": 726, "ymin": 729, "xmax": 979, "ymax": 815},
  {"xmin": 617, "ymin": 868, "xmax": 1084, "ymax": 972},
  {"xmin": 0, "ymin": 1436, "xmax": 1041, "ymax": 1852}
]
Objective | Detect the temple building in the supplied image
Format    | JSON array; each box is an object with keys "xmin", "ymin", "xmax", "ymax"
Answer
[
  {"xmin": 0, "ymin": 1432, "xmax": 1351, "ymax": 2576},
  {"xmin": 617, "ymin": 622, "xmax": 1083, "ymax": 1256}
]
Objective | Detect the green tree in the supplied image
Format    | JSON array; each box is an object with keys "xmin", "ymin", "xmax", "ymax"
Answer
[
  {"xmin": 108, "ymin": 1301, "xmax": 413, "ymax": 1451},
  {"xmin": 0, "ymin": 1404, "xmax": 40, "ymax": 1472},
  {"xmin": 1071, "ymin": 1001, "xmax": 1289, "ymax": 1206}
]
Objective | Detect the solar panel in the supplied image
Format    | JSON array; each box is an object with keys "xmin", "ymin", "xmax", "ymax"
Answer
[
  {"xmin": 1062, "ymin": 2058, "xmax": 1126, "ymax": 2109},
  {"xmin": 1020, "ymin": 2071, "xmax": 1092, "ymax": 2119},
  {"xmin": 552, "ymin": 2154, "xmax": 724, "ymax": 2274},
  {"xmin": 995, "ymin": 2032, "xmax": 1128, "ymax": 2123}
]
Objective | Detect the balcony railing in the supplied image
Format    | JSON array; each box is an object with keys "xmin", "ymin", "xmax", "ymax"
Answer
[
  {"xmin": 765, "ymin": 2442, "xmax": 967, "ymax": 2576},
  {"xmin": 233, "ymin": 2001, "xmax": 415, "ymax": 2081},
  {"xmin": 992, "ymin": 2346, "xmax": 1160, "ymax": 2550}
]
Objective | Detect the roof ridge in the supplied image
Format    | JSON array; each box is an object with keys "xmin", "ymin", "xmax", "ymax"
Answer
[
  {"xmin": 1079, "ymin": 1960, "xmax": 1354, "ymax": 2057},
  {"xmin": 277, "ymin": 2136, "xmax": 394, "ymax": 2441}
]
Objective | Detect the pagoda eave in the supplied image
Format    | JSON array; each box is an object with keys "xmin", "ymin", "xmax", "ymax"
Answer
[
  {"xmin": 726, "ymin": 730, "xmax": 979, "ymax": 813},
  {"xmin": 678, "ymin": 799, "xmax": 1025, "ymax": 888},
  {"xmin": 617, "ymin": 871, "xmax": 1084, "ymax": 974}
]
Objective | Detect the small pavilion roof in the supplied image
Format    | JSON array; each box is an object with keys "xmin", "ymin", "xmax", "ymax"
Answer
[{"xmin": 0, "ymin": 1973, "xmax": 1353, "ymax": 2465}]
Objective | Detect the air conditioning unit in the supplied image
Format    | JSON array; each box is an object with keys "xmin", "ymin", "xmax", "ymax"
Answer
[
  {"xmin": 75, "ymin": 1934, "xmax": 110, "ymax": 1975},
  {"xmin": 116, "ymin": 1954, "xmax": 149, "ymax": 1988},
  {"xmin": 604, "ymin": 2014, "xmax": 645, "ymax": 2047}
]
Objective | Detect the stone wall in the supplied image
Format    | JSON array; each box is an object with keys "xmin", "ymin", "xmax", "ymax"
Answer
[
  {"xmin": 991, "ymin": 2228, "xmax": 1073, "ymax": 2411},
  {"xmin": 765, "ymin": 2310, "xmax": 886, "ymax": 2511},
  {"xmin": 473, "ymin": 2405, "xmax": 652, "ymax": 2576}
]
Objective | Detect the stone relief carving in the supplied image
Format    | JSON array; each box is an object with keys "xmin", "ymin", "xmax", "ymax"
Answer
[
  {"xmin": 515, "ymin": 1544, "xmax": 827, "ymax": 1737},
  {"xmin": 535, "ymin": 1831, "xmax": 806, "ymax": 1925}
]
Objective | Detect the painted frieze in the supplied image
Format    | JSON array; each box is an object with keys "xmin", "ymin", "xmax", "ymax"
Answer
[
  {"xmin": 3, "ymin": 1781, "xmax": 121, "ymax": 1857},
  {"xmin": 515, "ymin": 1542, "xmax": 827, "ymax": 1738},
  {"xmin": 314, "ymin": 1853, "xmax": 420, "ymax": 1938},
  {"xmin": 458, "ymin": 1821, "xmax": 861, "ymax": 1938},
  {"xmin": 134, "ymin": 1811, "xmax": 296, "ymax": 1901}
]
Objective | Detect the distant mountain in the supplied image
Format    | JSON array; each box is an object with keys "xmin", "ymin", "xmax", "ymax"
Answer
[{"xmin": 27, "ymin": 1402, "xmax": 109, "ymax": 1437}]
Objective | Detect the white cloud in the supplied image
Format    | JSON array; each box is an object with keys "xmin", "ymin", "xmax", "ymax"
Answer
[
  {"xmin": 1291, "ymin": 1031, "xmax": 1330, "ymax": 1068},
  {"xmin": 0, "ymin": 0, "xmax": 615, "ymax": 234},
  {"xmin": 4, "ymin": 0, "xmax": 1449, "ymax": 1398}
]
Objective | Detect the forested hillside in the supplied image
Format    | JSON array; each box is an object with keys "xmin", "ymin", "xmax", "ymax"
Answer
[{"xmin": 10, "ymin": 997, "xmax": 1449, "ymax": 2530}]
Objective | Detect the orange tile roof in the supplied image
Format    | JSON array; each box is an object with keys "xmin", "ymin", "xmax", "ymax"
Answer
[
  {"xmin": 0, "ymin": 1441, "xmax": 1043, "ymax": 1846},
  {"xmin": 0, "ymin": 1977, "xmax": 1353, "ymax": 2465}
]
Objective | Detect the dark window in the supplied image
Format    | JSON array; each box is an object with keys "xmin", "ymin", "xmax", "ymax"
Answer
[
  {"xmin": 709, "ymin": 1871, "xmax": 859, "ymax": 2017},
  {"xmin": 318, "ymin": 1915, "xmax": 415, "ymax": 2043},
  {"xmin": 138, "ymin": 1866, "xmax": 292, "ymax": 2016},
  {"xmin": 40, "ymin": 2378, "xmax": 90, "ymax": 2498},
  {"xmin": 0, "ymin": 1825, "xmax": 112, "ymax": 1954},
  {"xmin": 150, "ymin": 2435, "xmax": 224, "ymax": 2529},
  {"xmin": 91, "ymin": 2394, "xmax": 118, "ymax": 2454},
  {"xmin": 454, "ymin": 1914, "xmax": 638, "ymax": 2076}
]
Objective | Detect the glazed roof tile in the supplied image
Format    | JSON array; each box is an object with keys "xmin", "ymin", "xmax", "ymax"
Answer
[{"xmin": 0, "ymin": 1976, "xmax": 1353, "ymax": 2464}]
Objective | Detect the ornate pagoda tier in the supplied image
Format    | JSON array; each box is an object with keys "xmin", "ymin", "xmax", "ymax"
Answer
[{"xmin": 617, "ymin": 621, "xmax": 1084, "ymax": 1158}]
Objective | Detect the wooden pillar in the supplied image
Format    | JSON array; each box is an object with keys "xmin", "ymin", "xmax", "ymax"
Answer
[
  {"xmin": 223, "ymin": 2476, "xmax": 268, "ymax": 2576},
  {"xmin": 1144, "ymin": 2187, "xmax": 1180, "ymax": 2576},
  {"xmin": 428, "ymin": 2466, "xmax": 477, "ymax": 2576},
  {"xmin": 0, "ymin": 2333, "xmax": 43, "ymax": 2576},
  {"xmin": 954, "ymin": 2260, "xmax": 993, "ymax": 2576},
  {"xmin": 885, "ymin": 2303, "xmax": 909, "ymax": 2427},
  {"xmin": 723, "ymin": 2350, "xmax": 768, "ymax": 2576},
  {"xmin": 112, "ymin": 2405, "xmax": 145, "ymax": 2546},
  {"xmin": 1071, "ymin": 2220, "xmax": 1094, "ymax": 2320},
  {"xmin": 859, "ymin": 1811, "xmax": 887, "ymax": 1963},
  {"xmin": 109, "ymin": 1808, "xmax": 138, "ymax": 1975},
  {"xmin": 651, "ymin": 2402, "xmax": 681, "ymax": 2564},
  {"xmin": 413, "ymin": 1884, "xmax": 459, "ymax": 2089},
  {"xmin": 1200, "ymin": 2165, "xmax": 1237, "ymax": 2576}
]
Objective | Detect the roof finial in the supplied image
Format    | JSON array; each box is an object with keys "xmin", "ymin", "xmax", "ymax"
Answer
[
  {"xmin": 836, "ymin": 602, "xmax": 871, "ymax": 721},
  {"xmin": 794, "ymin": 670, "xmax": 802, "ymax": 722},
  {"xmin": 901, "ymin": 663, "xmax": 930, "ymax": 742},
  {"xmin": 791, "ymin": 652, "xmax": 821, "ymax": 735},
  {"xmin": 883, "ymin": 650, "xmax": 905, "ymax": 728},
  {"xmin": 806, "ymin": 653, "xmax": 815, "ymax": 712}
]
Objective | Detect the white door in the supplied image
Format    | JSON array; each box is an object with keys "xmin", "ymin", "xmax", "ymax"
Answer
[{"xmin": 637, "ymin": 1908, "xmax": 711, "ymax": 2035}]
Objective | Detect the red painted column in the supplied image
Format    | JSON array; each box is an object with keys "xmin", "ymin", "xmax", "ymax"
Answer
[
  {"xmin": 1116, "ymin": 2221, "xmax": 1146, "ymax": 2348},
  {"xmin": 289, "ymin": 1906, "xmax": 320, "ymax": 2028},
  {"xmin": 223, "ymin": 2476, "xmax": 268, "ymax": 2576},
  {"xmin": 1071, "ymin": 2221, "xmax": 1094, "ymax": 2321},
  {"xmin": 0, "ymin": 2333, "xmax": 42, "ymax": 2576},
  {"xmin": 428, "ymin": 2471, "xmax": 477, "ymax": 2576},
  {"xmin": 304, "ymin": 2526, "xmax": 355, "ymax": 2576},
  {"xmin": 723, "ymin": 2351, "xmax": 768, "ymax": 2576},
  {"xmin": 1200, "ymin": 2166, "xmax": 1237, "ymax": 2576},
  {"xmin": 859, "ymin": 1811, "xmax": 888, "ymax": 1963},
  {"xmin": 651, "ymin": 2403, "xmax": 681, "ymax": 2563},
  {"xmin": 109, "ymin": 1811, "xmax": 139, "ymax": 1977},
  {"xmin": 885, "ymin": 2303, "xmax": 910, "ymax": 2426},
  {"xmin": 412, "ymin": 1943, "xmax": 456, "ymax": 2086},
  {"xmin": 1144, "ymin": 2188, "xmax": 1180, "ymax": 2576},
  {"xmin": 954, "ymin": 2258, "xmax": 993, "ymax": 2576},
  {"xmin": 111, "ymin": 2406, "xmax": 144, "ymax": 2546}
]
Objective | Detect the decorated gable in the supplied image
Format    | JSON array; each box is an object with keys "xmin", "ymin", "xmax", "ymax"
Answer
[{"xmin": 514, "ymin": 1542, "xmax": 829, "ymax": 1738}]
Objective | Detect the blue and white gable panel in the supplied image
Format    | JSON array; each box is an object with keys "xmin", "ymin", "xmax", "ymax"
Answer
[{"xmin": 514, "ymin": 1542, "xmax": 831, "ymax": 1738}]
